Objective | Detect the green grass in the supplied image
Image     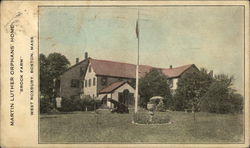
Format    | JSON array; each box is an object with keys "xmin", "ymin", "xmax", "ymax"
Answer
[{"xmin": 39, "ymin": 110, "xmax": 243, "ymax": 143}]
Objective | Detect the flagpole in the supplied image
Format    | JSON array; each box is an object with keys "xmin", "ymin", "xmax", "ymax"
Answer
[{"xmin": 135, "ymin": 10, "xmax": 139, "ymax": 113}]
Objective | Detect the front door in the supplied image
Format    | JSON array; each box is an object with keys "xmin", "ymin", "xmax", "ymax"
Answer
[{"xmin": 118, "ymin": 89, "xmax": 132, "ymax": 107}]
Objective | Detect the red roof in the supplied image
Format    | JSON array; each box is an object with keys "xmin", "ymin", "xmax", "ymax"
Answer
[
  {"xmin": 89, "ymin": 58, "xmax": 196, "ymax": 79},
  {"xmin": 161, "ymin": 64, "xmax": 194, "ymax": 78},
  {"xmin": 99, "ymin": 81, "xmax": 128, "ymax": 93}
]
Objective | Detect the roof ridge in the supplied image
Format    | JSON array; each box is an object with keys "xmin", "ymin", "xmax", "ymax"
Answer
[
  {"xmin": 62, "ymin": 58, "xmax": 89, "ymax": 73},
  {"xmin": 164, "ymin": 64, "xmax": 193, "ymax": 70},
  {"xmin": 90, "ymin": 58, "xmax": 193, "ymax": 70},
  {"xmin": 90, "ymin": 58, "xmax": 136, "ymax": 66}
]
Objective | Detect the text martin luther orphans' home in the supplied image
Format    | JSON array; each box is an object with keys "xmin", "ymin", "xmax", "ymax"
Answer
[{"xmin": 54, "ymin": 52, "xmax": 199, "ymax": 108}]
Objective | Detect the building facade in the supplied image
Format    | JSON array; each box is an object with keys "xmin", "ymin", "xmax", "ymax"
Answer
[
  {"xmin": 56, "ymin": 53, "xmax": 199, "ymax": 108},
  {"xmin": 56, "ymin": 53, "xmax": 89, "ymax": 99}
]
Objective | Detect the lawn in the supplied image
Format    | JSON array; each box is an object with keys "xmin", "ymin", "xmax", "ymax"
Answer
[{"xmin": 39, "ymin": 110, "xmax": 244, "ymax": 143}]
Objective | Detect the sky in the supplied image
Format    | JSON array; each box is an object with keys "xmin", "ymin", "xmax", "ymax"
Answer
[{"xmin": 39, "ymin": 6, "xmax": 245, "ymax": 94}]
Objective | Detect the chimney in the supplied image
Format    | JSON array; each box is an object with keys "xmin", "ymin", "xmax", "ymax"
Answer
[
  {"xmin": 85, "ymin": 52, "xmax": 88, "ymax": 59},
  {"xmin": 76, "ymin": 58, "xmax": 79, "ymax": 63},
  {"xmin": 170, "ymin": 65, "xmax": 173, "ymax": 69}
]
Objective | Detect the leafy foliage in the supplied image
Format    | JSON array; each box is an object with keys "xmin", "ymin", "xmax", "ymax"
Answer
[
  {"xmin": 40, "ymin": 54, "xmax": 50, "ymax": 98},
  {"xmin": 40, "ymin": 97, "xmax": 53, "ymax": 114},
  {"xmin": 59, "ymin": 96, "xmax": 102, "ymax": 112},
  {"xmin": 40, "ymin": 53, "xmax": 70, "ymax": 113},
  {"xmin": 201, "ymin": 74, "xmax": 243, "ymax": 114},
  {"xmin": 174, "ymin": 69, "xmax": 243, "ymax": 114},
  {"xmin": 163, "ymin": 97, "xmax": 174, "ymax": 110},
  {"xmin": 139, "ymin": 68, "xmax": 172, "ymax": 108},
  {"xmin": 40, "ymin": 53, "xmax": 70, "ymax": 99},
  {"xmin": 174, "ymin": 68, "xmax": 214, "ymax": 111},
  {"xmin": 134, "ymin": 111, "xmax": 170, "ymax": 124},
  {"xmin": 156, "ymin": 101, "xmax": 166, "ymax": 112}
]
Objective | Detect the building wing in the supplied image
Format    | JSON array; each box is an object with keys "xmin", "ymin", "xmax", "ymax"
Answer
[
  {"xmin": 99, "ymin": 81, "xmax": 127, "ymax": 94},
  {"xmin": 161, "ymin": 64, "xmax": 196, "ymax": 78},
  {"xmin": 89, "ymin": 58, "xmax": 196, "ymax": 79},
  {"xmin": 89, "ymin": 58, "xmax": 151, "ymax": 78}
]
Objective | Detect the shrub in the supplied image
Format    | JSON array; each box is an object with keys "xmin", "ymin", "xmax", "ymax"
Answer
[
  {"xmin": 40, "ymin": 97, "xmax": 53, "ymax": 114},
  {"xmin": 134, "ymin": 111, "xmax": 170, "ymax": 124},
  {"xmin": 173, "ymin": 68, "xmax": 214, "ymax": 111},
  {"xmin": 163, "ymin": 97, "xmax": 174, "ymax": 110},
  {"xmin": 200, "ymin": 80, "xmax": 244, "ymax": 114},
  {"xmin": 231, "ymin": 93, "xmax": 243, "ymax": 113},
  {"xmin": 81, "ymin": 96, "xmax": 102, "ymax": 111},
  {"xmin": 152, "ymin": 113, "xmax": 171, "ymax": 124},
  {"xmin": 139, "ymin": 68, "xmax": 172, "ymax": 108},
  {"xmin": 173, "ymin": 94, "xmax": 187, "ymax": 111},
  {"xmin": 59, "ymin": 96, "xmax": 102, "ymax": 112},
  {"xmin": 139, "ymin": 98, "xmax": 148, "ymax": 108},
  {"xmin": 156, "ymin": 101, "xmax": 166, "ymax": 112},
  {"xmin": 134, "ymin": 111, "xmax": 150, "ymax": 124},
  {"xmin": 60, "ymin": 97, "xmax": 77, "ymax": 112}
]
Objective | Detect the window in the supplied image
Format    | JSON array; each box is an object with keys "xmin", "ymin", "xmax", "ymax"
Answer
[
  {"xmin": 85, "ymin": 80, "xmax": 87, "ymax": 87},
  {"xmin": 71, "ymin": 79, "xmax": 79, "ymax": 88},
  {"xmin": 169, "ymin": 79, "xmax": 173, "ymax": 88},
  {"xmin": 81, "ymin": 81, "xmax": 84, "ymax": 88},
  {"xmin": 80, "ymin": 81, "xmax": 83, "ymax": 88},
  {"xmin": 93, "ymin": 78, "xmax": 95, "ymax": 86},
  {"xmin": 89, "ymin": 65, "xmax": 91, "ymax": 73},
  {"xmin": 89, "ymin": 79, "xmax": 91, "ymax": 87},
  {"xmin": 80, "ymin": 67, "xmax": 84, "ymax": 75},
  {"xmin": 101, "ymin": 77, "xmax": 107, "ymax": 86}
]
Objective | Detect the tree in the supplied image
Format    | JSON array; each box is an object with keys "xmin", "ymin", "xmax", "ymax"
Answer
[
  {"xmin": 46, "ymin": 53, "xmax": 71, "ymax": 79},
  {"xmin": 201, "ymin": 74, "xmax": 243, "ymax": 114},
  {"xmin": 230, "ymin": 93, "xmax": 243, "ymax": 113},
  {"xmin": 173, "ymin": 68, "xmax": 214, "ymax": 111},
  {"xmin": 139, "ymin": 68, "xmax": 172, "ymax": 108},
  {"xmin": 40, "ymin": 53, "xmax": 70, "ymax": 100},
  {"xmin": 40, "ymin": 54, "xmax": 49, "ymax": 98}
]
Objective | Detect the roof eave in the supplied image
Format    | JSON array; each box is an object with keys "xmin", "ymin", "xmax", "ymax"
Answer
[{"xmin": 98, "ymin": 81, "xmax": 128, "ymax": 94}]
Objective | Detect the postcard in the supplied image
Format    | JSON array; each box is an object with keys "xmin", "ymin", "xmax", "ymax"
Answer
[{"xmin": 1, "ymin": 0, "xmax": 249, "ymax": 147}]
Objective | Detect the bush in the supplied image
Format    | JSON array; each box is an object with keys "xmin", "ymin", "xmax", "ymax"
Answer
[
  {"xmin": 163, "ymin": 97, "xmax": 174, "ymax": 110},
  {"xmin": 231, "ymin": 93, "xmax": 243, "ymax": 113},
  {"xmin": 173, "ymin": 69, "xmax": 214, "ymax": 111},
  {"xmin": 40, "ymin": 97, "xmax": 53, "ymax": 114},
  {"xmin": 139, "ymin": 98, "xmax": 148, "ymax": 108},
  {"xmin": 173, "ymin": 94, "xmax": 187, "ymax": 111},
  {"xmin": 200, "ymin": 80, "xmax": 243, "ymax": 114},
  {"xmin": 156, "ymin": 101, "xmax": 166, "ymax": 112},
  {"xmin": 59, "ymin": 96, "xmax": 102, "ymax": 112},
  {"xmin": 152, "ymin": 113, "xmax": 171, "ymax": 124},
  {"xmin": 60, "ymin": 97, "xmax": 77, "ymax": 112},
  {"xmin": 81, "ymin": 97, "xmax": 102, "ymax": 111},
  {"xmin": 139, "ymin": 68, "xmax": 172, "ymax": 108},
  {"xmin": 134, "ymin": 111, "xmax": 150, "ymax": 124},
  {"xmin": 134, "ymin": 111, "xmax": 170, "ymax": 124}
]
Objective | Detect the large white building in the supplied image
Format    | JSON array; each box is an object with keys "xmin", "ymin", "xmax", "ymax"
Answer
[
  {"xmin": 82, "ymin": 58, "xmax": 199, "ymax": 108},
  {"xmin": 56, "ymin": 53, "xmax": 199, "ymax": 108}
]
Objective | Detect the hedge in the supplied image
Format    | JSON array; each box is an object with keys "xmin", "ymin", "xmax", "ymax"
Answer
[{"xmin": 59, "ymin": 96, "xmax": 102, "ymax": 112}]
